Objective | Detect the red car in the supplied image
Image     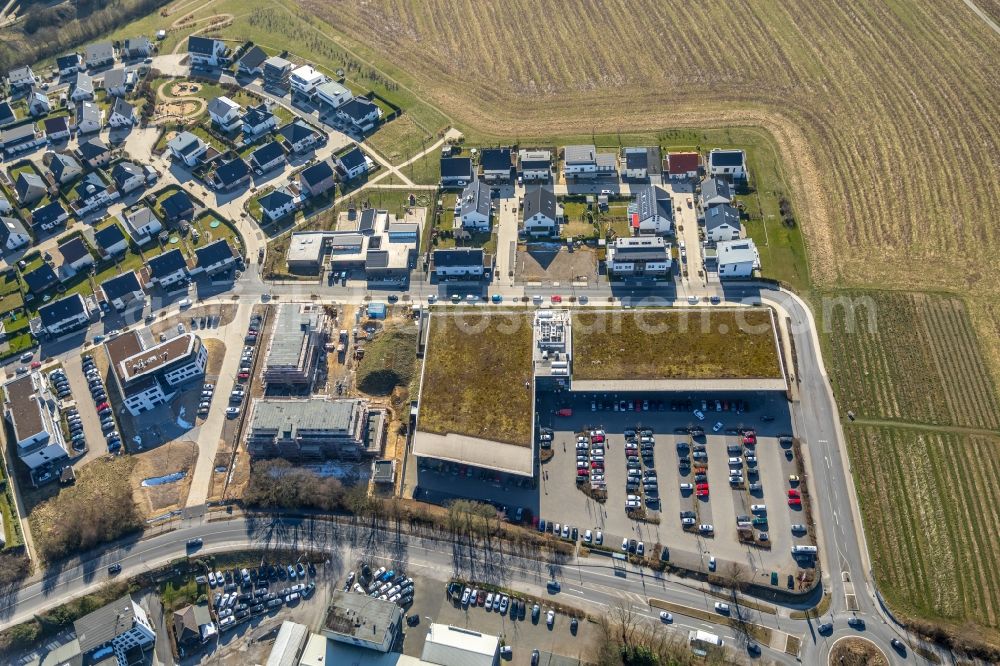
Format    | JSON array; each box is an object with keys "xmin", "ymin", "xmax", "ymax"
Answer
[
  {"xmin": 788, "ymin": 497, "xmax": 802, "ymax": 507},
  {"xmin": 556, "ymin": 408, "xmax": 573, "ymax": 417},
  {"xmin": 238, "ymin": 371, "xmax": 249, "ymax": 381},
  {"xmin": 551, "ymin": 295, "xmax": 562, "ymax": 303},
  {"xmin": 591, "ymin": 434, "xmax": 605, "ymax": 444},
  {"xmin": 30, "ymin": 360, "xmax": 41, "ymax": 369},
  {"xmin": 787, "ymin": 489, "xmax": 800, "ymax": 498},
  {"xmin": 696, "ymin": 487, "xmax": 709, "ymax": 497},
  {"xmin": 742, "ymin": 434, "xmax": 756, "ymax": 445},
  {"xmin": 96, "ymin": 401, "xmax": 110, "ymax": 411},
  {"xmin": 577, "ymin": 469, "xmax": 589, "ymax": 477}
]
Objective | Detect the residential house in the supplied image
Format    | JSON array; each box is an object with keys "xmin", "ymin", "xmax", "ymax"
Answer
[
  {"xmin": 122, "ymin": 36, "xmax": 154, "ymax": 60},
  {"xmin": 94, "ymin": 223, "xmax": 128, "ymax": 257},
  {"xmin": 248, "ymin": 141, "xmax": 285, "ymax": 173},
  {"xmin": 700, "ymin": 177, "xmax": 732, "ymax": 208},
  {"xmin": 277, "ymin": 119, "xmax": 322, "ymax": 154},
  {"xmin": 716, "ymin": 238, "xmax": 759, "ymax": 278},
  {"xmin": 101, "ymin": 68, "xmax": 127, "ymax": 97},
  {"xmin": 172, "ymin": 604, "xmax": 214, "ymax": 652},
  {"xmin": 194, "ymin": 239, "xmax": 236, "ymax": 276},
  {"xmin": 563, "ymin": 144, "xmax": 617, "ymax": 178},
  {"xmin": 147, "ymin": 248, "xmax": 189, "ymax": 289},
  {"xmin": 22, "ymin": 263, "xmax": 58, "ymax": 294},
  {"xmin": 48, "ymin": 152, "xmax": 82, "ymax": 185},
  {"xmin": 315, "ymin": 80, "xmax": 352, "ymax": 109},
  {"xmin": 107, "ymin": 97, "xmax": 135, "ymax": 128},
  {"xmin": 704, "ymin": 204, "xmax": 741, "ymax": 243},
  {"xmin": 606, "ymin": 236, "xmax": 672, "ymax": 278},
  {"xmin": 76, "ymin": 137, "xmax": 111, "ymax": 167},
  {"xmin": 440, "ymin": 157, "xmax": 473, "ymax": 188},
  {"xmin": 241, "ymin": 103, "xmax": 277, "ymax": 138},
  {"xmin": 335, "ymin": 146, "xmax": 368, "ymax": 180},
  {"xmin": 101, "ymin": 270, "xmax": 144, "ymax": 311},
  {"xmin": 667, "ymin": 152, "xmax": 700, "ymax": 179},
  {"xmin": 84, "ymin": 42, "xmax": 115, "ymax": 70},
  {"xmin": 70, "ymin": 72, "xmax": 95, "ymax": 101},
  {"xmin": 518, "ymin": 149, "xmax": 551, "ymax": 181},
  {"xmin": 167, "ymin": 131, "xmax": 208, "ymax": 167},
  {"xmin": 159, "ymin": 190, "xmax": 194, "ymax": 223},
  {"xmin": 74, "ymin": 595, "xmax": 155, "ymax": 666},
  {"xmin": 336, "ymin": 97, "xmax": 381, "ymax": 132},
  {"xmin": 432, "ymin": 248, "xmax": 486, "ymax": 279},
  {"xmin": 111, "ymin": 161, "xmax": 145, "ymax": 194},
  {"xmin": 7, "ymin": 66, "xmax": 36, "ymax": 93},
  {"xmin": 623, "ymin": 146, "xmax": 661, "ymax": 180},
  {"xmin": 15, "ymin": 172, "xmax": 47, "ymax": 205},
  {"xmin": 122, "ymin": 206, "xmax": 161, "ymax": 244},
  {"xmin": 458, "ymin": 180, "xmax": 491, "ymax": 231},
  {"xmin": 257, "ymin": 186, "xmax": 299, "ymax": 222},
  {"xmin": 299, "ymin": 159, "xmax": 336, "ymax": 198},
  {"xmin": 0, "ymin": 102, "xmax": 14, "ymax": 128},
  {"xmin": 187, "ymin": 36, "xmax": 227, "ymax": 68},
  {"xmin": 43, "ymin": 116, "xmax": 70, "ymax": 142},
  {"xmin": 57, "ymin": 236, "xmax": 95, "ymax": 274},
  {"xmin": 105, "ymin": 331, "xmax": 208, "ymax": 415},
  {"xmin": 0, "ymin": 195, "xmax": 10, "ymax": 214},
  {"xmin": 289, "ymin": 65, "xmax": 324, "ymax": 95},
  {"xmin": 707, "ymin": 149, "xmax": 747, "ymax": 181},
  {"xmin": 263, "ymin": 56, "xmax": 293, "ymax": 87},
  {"xmin": 207, "ymin": 96, "xmax": 242, "ymax": 132},
  {"xmin": 30, "ymin": 201, "xmax": 68, "ymax": 231},
  {"xmin": 75, "ymin": 101, "xmax": 102, "ymax": 134},
  {"xmin": 522, "ymin": 184, "xmax": 559, "ymax": 236},
  {"xmin": 71, "ymin": 172, "xmax": 116, "ymax": 215},
  {"xmin": 631, "ymin": 185, "xmax": 673, "ymax": 236},
  {"xmin": 213, "ymin": 157, "xmax": 251, "ymax": 192},
  {"xmin": 236, "ymin": 45, "xmax": 268, "ymax": 76},
  {"xmin": 0, "ymin": 216, "xmax": 30, "ymax": 251},
  {"xmin": 3, "ymin": 372, "xmax": 70, "ymax": 478},
  {"xmin": 56, "ymin": 53, "xmax": 82, "ymax": 77},
  {"xmin": 480, "ymin": 147, "xmax": 512, "ymax": 182},
  {"xmin": 28, "ymin": 90, "xmax": 50, "ymax": 117},
  {"xmin": 39, "ymin": 293, "xmax": 91, "ymax": 336},
  {"xmin": 1, "ymin": 123, "xmax": 46, "ymax": 157}
]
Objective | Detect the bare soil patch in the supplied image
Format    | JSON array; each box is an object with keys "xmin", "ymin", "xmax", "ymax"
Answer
[
  {"xmin": 829, "ymin": 638, "xmax": 888, "ymax": 666},
  {"xmin": 517, "ymin": 246, "xmax": 598, "ymax": 283},
  {"xmin": 130, "ymin": 440, "xmax": 199, "ymax": 514}
]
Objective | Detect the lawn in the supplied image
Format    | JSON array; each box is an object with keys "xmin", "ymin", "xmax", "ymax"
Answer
[
  {"xmin": 572, "ymin": 308, "xmax": 782, "ymax": 381},
  {"xmin": 398, "ymin": 149, "xmax": 442, "ymax": 185},
  {"xmin": 356, "ymin": 323, "xmax": 419, "ymax": 397},
  {"xmin": 418, "ymin": 310, "xmax": 534, "ymax": 446},
  {"xmin": 187, "ymin": 212, "xmax": 244, "ymax": 256}
]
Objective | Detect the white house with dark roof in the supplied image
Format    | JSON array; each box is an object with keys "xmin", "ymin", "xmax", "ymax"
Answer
[
  {"xmin": 432, "ymin": 248, "xmax": 486, "ymax": 279},
  {"xmin": 716, "ymin": 238, "xmax": 759, "ymax": 278},
  {"xmin": 31, "ymin": 201, "xmax": 68, "ymax": 231},
  {"xmin": 522, "ymin": 184, "xmax": 559, "ymax": 236},
  {"xmin": 440, "ymin": 157, "xmax": 473, "ymax": 188},
  {"xmin": 242, "ymin": 103, "xmax": 277, "ymax": 138},
  {"xmin": 480, "ymin": 148, "xmax": 512, "ymax": 182},
  {"xmin": 49, "ymin": 152, "xmax": 82, "ymax": 185},
  {"xmin": 248, "ymin": 141, "xmax": 285, "ymax": 173},
  {"xmin": 0, "ymin": 195, "xmax": 10, "ymax": 215},
  {"xmin": 2, "ymin": 372, "xmax": 70, "ymax": 475},
  {"xmin": 7, "ymin": 66, "xmax": 36, "ymax": 93},
  {"xmin": 518, "ymin": 149, "xmax": 551, "ymax": 181},
  {"xmin": 147, "ymin": 248, "xmax": 188, "ymax": 289},
  {"xmin": 84, "ymin": 42, "xmax": 115, "ymax": 70},
  {"xmin": 0, "ymin": 216, "xmax": 30, "ymax": 251},
  {"xmin": 277, "ymin": 120, "xmax": 322, "ymax": 154},
  {"xmin": 94, "ymin": 223, "xmax": 128, "ymax": 257},
  {"xmin": 100, "ymin": 270, "xmax": 144, "ymax": 311},
  {"xmin": 336, "ymin": 97, "xmax": 381, "ymax": 132},
  {"xmin": 167, "ymin": 131, "xmax": 208, "ymax": 167},
  {"xmin": 631, "ymin": 185, "xmax": 673, "ymax": 236},
  {"xmin": 107, "ymin": 97, "xmax": 135, "ymax": 128},
  {"xmin": 0, "ymin": 101, "xmax": 14, "ymax": 128},
  {"xmin": 159, "ymin": 190, "xmax": 194, "ymax": 223},
  {"xmin": 57, "ymin": 236, "xmax": 95, "ymax": 275},
  {"xmin": 563, "ymin": 144, "xmax": 600, "ymax": 178},
  {"xmin": 257, "ymin": 186, "xmax": 299, "ymax": 221},
  {"xmin": 39, "ymin": 292, "xmax": 91, "ymax": 335},
  {"xmin": 71, "ymin": 72, "xmax": 95, "ymax": 102},
  {"xmin": 237, "ymin": 45, "xmax": 268, "ymax": 76},
  {"xmin": 459, "ymin": 181, "xmax": 491, "ymax": 231},
  {"xmin": 28, "ymin": 90, "xmax": 50, "ymax": 117},
  {"xmin": 1, "ymin": 123, "xmax": 46, "ymax": 158},
  {"xmin": 208, "ymin": 96, "xmax": 242, "ymax": 132},
  {"xmin": 76, "ymin": 137, "xmax": 111, "ymax": 168},
  {"xmin": 700, "ymin": 177, "xmax": 732, "ymax": 208},
  {"xmin": 122, "ymin": 36, "xmax": 154, "ymax": 60},
  {"xmin": 707, "ymin": 149, "xmax": 747, "ymax": 181},
  {"xmin": 76, "ymin": 101, "xmax": 103, "ymax": 134},
  {"xmin": 112, "ymin": 161, "xmax": 145, "ymax": 194},
  {"xmin": 299, "ymin": 159, "xmax": 336, "ymax": 198},
  {"xmin": 187, "ymin": 36, "xmax": 227, "ymax": 68},
  {"xmin": 15, "ymin": 172, "xmax": 47, "ymax": 205},
  {"xmin": 336, "ymin": 146, "xmax": 368, "ymax": 181},
  {"xmin": 101, "ymin": 67, "xmax": 127, "ymax": 97},
  {"xmin": 607, "ymin": 236, "xmax": 672, "ymax": 278},
  {"xmin": 105, "ymin": 331, "xmax": 207, "ymax": 416},
  {"xmin": 194, "ymin": 238, "xmax": 236, "ymax": 276},
  {"xmin": 123, "ymin": 206, "xmax": 162, "ymax": 244},
  {"xmin": 43, "ymin": 116, "xmax": 70, "ymax": 142},
  {"xmin": 213, "ymin": 157, "xmax": 251, "ymax": 192},
  {"xmin": 704, "ymin": 204, "xmax": 741, "ymax": 243},
  {"xmin": 57, "ymin": 53, "xmax": 82, "ymax": 77},
  {"xmin": 623, "ymin": 146, "xmax": 661, "ymax": 180},
  {"xmin": 71, "ymin": 172, "xmax": 117, "ymax": 216}
]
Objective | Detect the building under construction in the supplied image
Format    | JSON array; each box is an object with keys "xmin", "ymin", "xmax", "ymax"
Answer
[{"xmin": 263, "ymin": 303, "xmax": 329, "ymax": 389}]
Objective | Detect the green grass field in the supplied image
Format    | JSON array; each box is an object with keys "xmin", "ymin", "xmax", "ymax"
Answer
[
  {"xmin": 356, "ymin": 323, "xmax": 419, "ymax": 396},
  {"xmin": 418, "ymin": 310, "xmax": 534, "ymax": 446},
  {"xmin": 572, "ymin": 309, "xmax": 782, "ymax": 381}
]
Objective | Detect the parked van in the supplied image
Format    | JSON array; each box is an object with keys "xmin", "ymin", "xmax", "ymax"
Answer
[
  {"xmin": 751, "ymin": 504, "xmax": 767, "ymax": 513},
  {"xmin": 791, "ymin": 545, "xmax": 818, "ymax": 555}
]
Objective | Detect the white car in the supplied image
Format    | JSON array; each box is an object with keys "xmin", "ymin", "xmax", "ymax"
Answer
[
  {"xmin": 485, "ymin": 592, "xmax": 494, "ymax": 609},
  {"xmin": 561, "ymin": 524, "xmax": 570, "ymax": 538},
  {"xmin": 659, "ymin": 611, "xmax": 673, "ymax": 623},
  {"xmin": 461, "ymin": 587, "xmax": 471, "ymax": 605},
  {"xmin": 492, "ymin": 594, "xmax": 501, "ymax": 611},
  {"xmin": 625, "ymin": 499, "xmax": 641, "ymax": 508},
  {"xmin": 636, "ymin": 541, "xmax": 644, "ymax": 556},
  {"xmin": 713, "ymin": 421, "xmax": 724, "ymax": 432},
  {"xmin": 546, "ymin": 610, "xmax": 555, "ymax": 626},
  {"xmin": 699, "ymin": 524, "xmax": 715, "ymax": 534},
  {"xmin": 226, "ymin": 407, "xmax": 240, "ymax": 418},
  {"xmin": 679, "ymin": 483, "xmax": 694, "ymax": 491},
  {"xmin": 715, "ymin": 602, "xmax": 730, "ymax": 614},
  {"xmin": 583, "ymin": 529, "xmax": 592, "ymax": 544},
  {"xmin": 208, "ymin": 571, "xmax": 217, "ymax": 587},
  {"xmin": 595, "ymin": 531, "xmax": 603, "ymax": 545},
  {"xmin": 709, "ymin": 556, "xmax": 716, "ymax": 571},
  {"xmin": 499, "ymin": 595, "xmax": 509, "ymax": 614},
  {"xmin": 621, "ymin": 537, "xmax": 629, "ymax": 551},
  {"xmin": 693, "ymin": 409, "xmax": 705, "ymax": 420}
]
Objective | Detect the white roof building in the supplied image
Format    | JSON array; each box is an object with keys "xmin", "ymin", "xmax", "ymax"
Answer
[{"xmin": 421, "ymin": 624, "xmax": 499, "ymax": 666}]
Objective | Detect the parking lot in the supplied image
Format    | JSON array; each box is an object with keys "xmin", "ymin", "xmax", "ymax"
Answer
[{"xmin": 537, "ymin": 391, "xmax": 814, "ymax": 578}]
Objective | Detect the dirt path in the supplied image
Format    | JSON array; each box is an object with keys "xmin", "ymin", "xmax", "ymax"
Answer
[{"xmin": 153, "ymin": 79, "xmax": 207, "ymax": 125}]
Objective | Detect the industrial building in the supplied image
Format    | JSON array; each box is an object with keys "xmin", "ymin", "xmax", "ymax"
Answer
[
  {"xmin": 320, "ymin": 591, "xmax": 402, "ymax": 653},
  {"xmin": 263, "ymin": 303, "xmax": 328, "ymax": 388},
  {"xmin": 422, "ymin": 624, "xmax": 499, "ymax": 666},
  {"xmin": 246, "ymin": 398, "xmax": 385, "ymax": 459}
]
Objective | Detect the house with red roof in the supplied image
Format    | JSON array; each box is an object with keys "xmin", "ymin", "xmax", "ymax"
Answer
[{"xmin": 667, "ymin": 152, "xmax": 700, "ymax": 179}]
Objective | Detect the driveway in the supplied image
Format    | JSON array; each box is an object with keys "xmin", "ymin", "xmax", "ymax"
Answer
[{"xmin": 494, "ymin": 184, "xmax": 519, "ymax": 285}]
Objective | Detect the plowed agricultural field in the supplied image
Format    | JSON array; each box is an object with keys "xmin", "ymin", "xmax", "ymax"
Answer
[
  {"xmin": 847, "ymin": 425, "xmax": 1000, "ymax": 644},
  {"xmin": 311, "ymin": 0, "xmax": 1000, "ymax": 295},
  {"xmin": 825, "ymin": 291, "xmax": 1000, "ymax": 430}
]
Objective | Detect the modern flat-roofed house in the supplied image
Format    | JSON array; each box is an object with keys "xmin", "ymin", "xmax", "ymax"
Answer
[
  {"xmin": 563, "ymin": 144, "xmax": 596, "ymax": 177},
  {"xmin": 167, "ymin": 131, "xmax": 208, "ymax": 167},
  {"xmin": 263, "ymin": 56, "xmax": 293, "ymax": 87},
  {"xmin": 459, "ymin": 181, "xmax": 491, "ymax": 231},
  {"xmin": 147, "ymin": 248, "xmax": 189, "ymax": 289},
  {"xmin": 336, "ymin": 97, "xmax": 381, "ymax": 133},
  {"xmin": 707, "ymin": 148, "xmax": 747, "ymax": 181},
  {"xmin": 246, "ymin": 398, "xmax": 380, "ymax": 459},
  {"xmin": 123, "ymin": 206, "xmax": 162, "ymax": 244},
  {"xmin": 194, "ymin": 239, "xmax": 237, "ymax": 277},
  {"xmin": 631, "ymin": 185, "xmax": 673, "ymax": 236},
  {"xmin": 480, "ymin": 147, "xmax": 512, "ymax": 182},
  {"xmin": 122, "ymin": 36, "xmax": 154, "ymax": 60},
  {"xmin": 277, "ymin": 119, "xmax": 323, "ymax": 154},
  {"xmin": 257, "ymin": 186, "xmax": 299, "ymax": 222},
  {"xmin": 43, "ymin": 116, "xmax": 71, "ymax": 142},
  {"xmin": 105, "ymin": 330, "xmax": 207, "ymax": 415},
  {"xmin": 112, "ymin": 161, "xmax": 146, "ymax": 195},
  {"xmin": 716, "ymin": 238, "xmax": 759, "ymax": 278},
  {"xmin": 94, "ymin": 222, "xmax": 128, "ymax": 257},
  {"xmin": 84, "ymin": 42, "xmax": 115, "ymax": 70},
  {"xmin": 249, "ymin": 141, "xmax": 285, "ymax": 173},
  {"xmin": 518, "ymin": 149, "xmax": 551, "ymax": 181},
  {"xmin": 73, "ymin": 595, "xmax": 155, "ymax": 666},
  {"xmin": 522, "ymin": 184, "xmax": 559, "ymax": 236},
  {"xmin": 76, "ymin": 136, "xmax": 111, "ymax": 167},
  {"xmin": 704, "ymin": 203, "xmax": 741, "ymax": 243},
  {"xmin": 607, "ymin": 236, "xmax": 672, "ymax": 278},
  {"xmin": 160, "ymin": 190, "xmax": 195, "ymax": 224},
  {"xmin": 207, "ymin": 96, "xmax": 242, "ymax": 132},
  {"xmin": 289, "ymin": 65, "xmax": 325, "ymax": 95},
  {"xmin": 700, "ymin": 177, "xmax": 733, "ymax": 208},
  {"xmin": 213, "ymin": 157, "xmax": 251, "ymax": 192},
  {"xmin": 242, "ymin": 103, "xmax": 277, "ymax": 138},
  {"xmin": 187, "ymin": 36, "xmax": 228, "ymax": 68},
  {"xmin": 2, "ymin": 373, "xmax": 70, "ymax": 478},
  {"xmin": 7, "ymin": 66, "xmax": 37, "ymax": 93},
  {"xmin": 15, "ymin": 172, "xmax": 47, "ymax": 206},
  {"xmin": 1, "ymin": 123, "xmax": 46, "ymax": 158},
  {"xmin": 432, "ymin": 247, "xmax": 487, "ymax": 279},
  {"xmin": 335, "ymin": 146, "xmax": 368, "ymax": 181},
  {"xmin": 57, "ymin": 53, "xmax": 82, "ymax": 77},
  {"xmin": 623, "ymin": 146, "xmax": 661, "ymax": 180},
  {"xmin": 75, "ymin": 101, "xmax": 103, "ymax": 134},
  {"xmin": 440, "ymin": 157, "xmax": 473, "ymax": 188},
  {"xmin": 299, "ymin": 159, "xmax": 336, "ymax": 198},
  {"xmin": 262, "ymin": 303, "xmax": 328, "ymax": 388},
  {"xmin": 314, "ymin": 80, "xmax": 352, "ymax": 109},
  {"xmin": 100, "ymin": 270, "xmax": 144, "ymax": 311},
  {"xmin": 30, "ymin": 200, "xmax": 68, "ymax": 231},
  {"xmin": 70, "ymin": 72, "xmax": 95, "ymax": 102},
  {"xmin": 236, "ymin": 45, "xmax": 268, "ymax": 76},
  {"xmin": 0, "ymin": 216, "xmax": 30, "ymax": 251},
  {"xmin": 39, "ymin": 292, "xmax": 91, "ymax": 335},
  {"xmin": 107, "ymin": 97, "xmax": 135, "ymax": 128}
]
